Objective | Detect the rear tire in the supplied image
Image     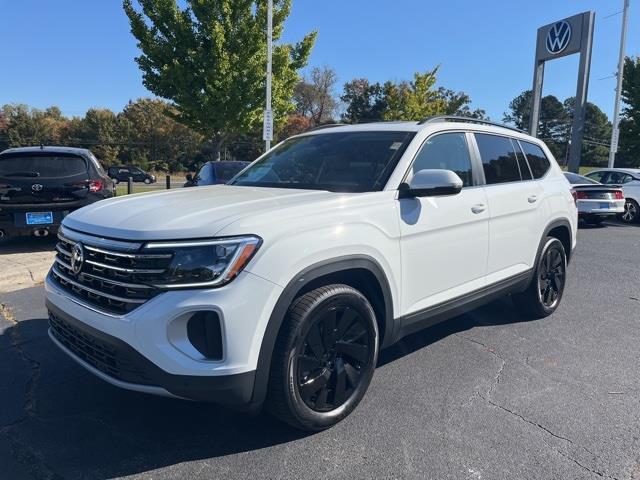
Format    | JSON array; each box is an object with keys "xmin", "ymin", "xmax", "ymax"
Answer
[
  {"xmin": 512, "ymin": 237, "xmax": 567, "ymax": 319},
  {"xmin": 620, "ymin": 199, "xmax": 639, "ymax": 224},
  {"xmin": 266, "ymin": 284, "xmax": 379, "ymax": 431}
]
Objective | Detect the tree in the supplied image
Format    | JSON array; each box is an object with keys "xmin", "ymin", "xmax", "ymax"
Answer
[
  {"xmin": 123, "ymin": 0, "xmax": 316, "ymax": 160},
  {"xmin": 437, "ymin": 88, "xmax": 486, "ymax": 118},
  {"xmin": 293, "ymin": 66, "xmax": 338, "ymax": 125},
  {"xmin": 618, "ymin": 56, "xmax": 640, "ymax": 167},
  {"xmin": 1, "ymin": 104, "xmax": 68, "ymax": 147},
  {"xmin": 65, "ymin": 108, "xmax": 121, "ymax": 164},
  {"xmin": 280, "ymin": 113, "xmax": 313, "ymax": 139},
  {"xmin": 118, "ymin": 98, "xmax": 203, "ymax": 171},
  {"xmin": 563, "ymin": 98, "xmax": 612, "ymax": 167},
  {"xmin": 503, "ymin": 90, "xmax": 570, "ymax": 160},
  {"xmin": 382, "ymin": 68, "xmax": 446, "ymax": 121},
  {"xmin": 340, "ymin": 79, "xmax": 387, "ymax": 124}
]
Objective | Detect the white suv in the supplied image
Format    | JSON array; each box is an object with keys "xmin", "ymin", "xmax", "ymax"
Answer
[{"xmin": 45, "ymin": 117, "xmax": 577, "ymax": 430}]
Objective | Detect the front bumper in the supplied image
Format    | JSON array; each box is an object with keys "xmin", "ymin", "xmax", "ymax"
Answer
[
  {"xmin": 47, "ymin": 303, "xmax": 254, "ymax": 403},
  {"xmin": 45, "ymin": 268, "xmax": 283, "ymax": 406}
]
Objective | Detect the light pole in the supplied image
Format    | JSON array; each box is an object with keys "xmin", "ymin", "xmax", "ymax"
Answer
[
  {"xmin": 609, "ymin": 0, "xmax": 630, "ymax": 168},
  {"xmin": 263, "ymin": 0, "xmax": 273, "ymax": 152}
]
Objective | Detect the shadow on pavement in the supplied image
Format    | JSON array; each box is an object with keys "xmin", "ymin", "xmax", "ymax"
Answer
[
  {"xmin": 0, "ymin": 235, "xmax": 57, "ymax": 254},
  {"xmin": 0, "ymin": 297, "xmax": 530, "ymax": 479}
]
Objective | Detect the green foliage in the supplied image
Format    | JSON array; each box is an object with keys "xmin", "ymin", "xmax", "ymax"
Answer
[
  {"xmin": 503, "ymin": 90, "xmax": 612, "ymax": 166},
  {"xmin": 123, "ymin": 0, "xmax": 316, "ymax": 158},
  {"xmin": 340, "ymin": 79, "xmax": 387, "ymax": 124},
  {"xmin": 619, "ymin": 56, "xmax": 640, "ymax": 167},
  {"xmin": 340, "ymin": 68, "xmax": 483, "ymax": 124}
]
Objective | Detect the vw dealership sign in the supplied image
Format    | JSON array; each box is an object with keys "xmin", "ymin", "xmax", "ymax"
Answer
[
  {"xmin": 545, "ymin": 21, "xmax": 572, "ymax": 54},
  {"xmin": 530, "ymin": 12, "xmax": 595, "ymax": 173}
]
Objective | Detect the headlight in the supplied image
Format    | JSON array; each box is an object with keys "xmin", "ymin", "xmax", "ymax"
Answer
[{"xmin": 144, "ymin": 236, "xmax": 261, "ymax": 289}]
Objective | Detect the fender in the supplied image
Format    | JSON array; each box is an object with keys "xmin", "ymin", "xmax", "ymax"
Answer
[{"xmin": 248, "ymin": 255, "xmax": 394, "ymax": 411}]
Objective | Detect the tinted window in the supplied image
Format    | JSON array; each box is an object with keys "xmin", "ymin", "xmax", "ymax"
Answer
[
  {"xmin": 215, "ymin": 163, "xmax": 246, "ymax": 182},
  {"xmin": 513, "ymin": 140, "xmax": 532, "ymax": 180},
  {"xmin": 0, "ymin": 155, "xmax": 87, "ymax": 178},
  {"xmin": 231, "ymin": 131, "xmax": 415, "ymax": 192},
  {"xmin": 520, "ymin": 141, "xmax": 551, "ymax": 179},
  {"xmin": 197, "ymin": 163, "xmax": 215, "ymax": 184},
  {"xmin": 607, "ymin": 172, "xmax": 633, "ymax": 184},
  {"xmin": 475, "ymin": 134, "xmax": 521, "ymax": 184},
  {"xmin": 411, "ymin": 133, "xmax": 473, "ymax": 187},
  {"xmin": 585, "ymin": 171, "xmax": 607, "ymax": 183}
]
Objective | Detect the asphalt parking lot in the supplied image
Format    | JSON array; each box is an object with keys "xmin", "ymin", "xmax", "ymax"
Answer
[{"xmin": 1, "ymin": 222, "xmax": 639, "ymax": 480}]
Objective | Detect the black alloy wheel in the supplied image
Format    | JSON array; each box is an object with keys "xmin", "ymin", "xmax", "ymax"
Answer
[
  {"xmin": 296, "ymin": 305, "xmax": 372, "ymax": 412},
  {"xmin": 538, "ymin": 242, "xmax": 565, "ymax": 309},
  {"xmin": 513, "ymin": 236, "xmax": 567, "ymax": 319},
  {"xmin": 267, "ymin": 284, "xmax": 378, "ymax": 431}
]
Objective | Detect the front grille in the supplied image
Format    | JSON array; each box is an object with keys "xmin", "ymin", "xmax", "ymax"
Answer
[
  {"xmin": 49, "ymin": 312, "xmax": 154, "ymax": 385},
  {"xmin": 51, "ymin": 228, "xmax": 173, "ymax": 315}
]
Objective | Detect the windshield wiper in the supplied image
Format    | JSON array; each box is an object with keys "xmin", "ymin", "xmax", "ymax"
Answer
[{"xmin": 3, "ymin": 171, "xmax": 41, "ymax": 177}]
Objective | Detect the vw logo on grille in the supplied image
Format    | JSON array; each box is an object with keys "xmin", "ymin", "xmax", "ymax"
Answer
[
  {"xmin": 546, "ymin": 20, "xmax": 571, "ymax": 54},
  {"xmin": 31, "ymin": 183, "xmax": 44, "ymax": 192},
  {"xmin": 70, "ymin": 243, "xmax": 85, "ymax": 275}
]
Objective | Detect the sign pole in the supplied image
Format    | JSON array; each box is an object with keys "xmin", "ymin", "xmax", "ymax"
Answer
[
  {"xmin": 608, "ymin": 0, "xmax": 630, "ymax": 168},
  {"xmin": 263, "ymin": 0, "xmax": 273, "ymax": 152},
  {"xmin": 567, "ymin": 12, "xmax": 595, "ymax": 173}
]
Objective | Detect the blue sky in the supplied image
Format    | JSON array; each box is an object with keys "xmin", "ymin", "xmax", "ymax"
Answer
[{"xmin": 1, "ymin": 0, "xmax": 638, "ymax": 121}]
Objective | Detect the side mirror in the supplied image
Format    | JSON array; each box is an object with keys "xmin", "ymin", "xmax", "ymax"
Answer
[
  {"xmin": 185, "ymin": 173, "xmax": 193, "ymax": 182},
  {"xmin": 399, "ymin": 169, "xmax": 463, "ymax": 198}
]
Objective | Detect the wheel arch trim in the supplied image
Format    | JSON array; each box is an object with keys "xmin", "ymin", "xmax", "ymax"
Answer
[{"xmin": 249, "ymin": 255, "xmax": 395, "ymax": 411}]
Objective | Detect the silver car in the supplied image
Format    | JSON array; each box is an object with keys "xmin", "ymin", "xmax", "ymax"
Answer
[
  {"xmin": 584, "ymin": 168, "xmax": 640, "ymax": 224},
  {"xmin": 564, "ymin": 172, "xmax": 625, "ymax": 225}
]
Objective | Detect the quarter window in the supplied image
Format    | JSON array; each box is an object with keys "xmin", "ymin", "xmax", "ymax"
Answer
[
  {"xmin": 520, "ymin": 141, "xmax": 551, "ymax": 179},
  {"xmin": 411, "ymin": 133, "xmax": 473, "ymax": 187},
  {"xmin": 475, "ymin": 134, "xmax": 521, "ymax": 185}
]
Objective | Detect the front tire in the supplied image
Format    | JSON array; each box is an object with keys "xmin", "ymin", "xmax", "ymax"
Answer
[
  {"xmin": 266, "ymin": 284, "xmax": 379, "ymax": 431},
  {"xmin": 513, "ymin": 237, "xmax": 567, "ymax": 319},
  {"xmin": 112, "ymin": 177, "xmax": 119, "ymax": 185},
  {"xmin": 144, "ymin": 178, "xmax": 151, "ymax": 184}
]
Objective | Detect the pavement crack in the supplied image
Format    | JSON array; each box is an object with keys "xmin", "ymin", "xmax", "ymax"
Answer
[{"xmin": 1, "ymin": 302, "xmax": 42, "ymax": 419}]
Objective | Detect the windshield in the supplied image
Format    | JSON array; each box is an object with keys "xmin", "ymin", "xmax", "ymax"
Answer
[
  {"xmin": 0, "ymin": 154, "xmax": 87, "ymax": 178},
  {"xmin": 230, "ymin": 131, "xmax": 415, "ymax": 192}
]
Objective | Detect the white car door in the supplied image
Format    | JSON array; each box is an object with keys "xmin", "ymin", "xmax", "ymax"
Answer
[
  {"xmin": 473, "ymin": 134, "xmax": 548, "ymax": 285},
  {"xmin": 398, "ymin": 132, "xmax": 489, "ymax": 319}
]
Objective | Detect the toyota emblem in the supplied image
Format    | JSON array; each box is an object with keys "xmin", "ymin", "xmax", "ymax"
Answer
[
  {"xmin": 70, "ymin": 243, "xmax": 85, "ymax": 275},
  {"xmin": 31, "ymin": 183, "xmax": 44, "ymax": 192}
]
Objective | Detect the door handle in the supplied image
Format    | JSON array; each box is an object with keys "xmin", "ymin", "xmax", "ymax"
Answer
[
  {"xmin": 527, "ymin": 195, "xmax": 539, "ymax": 203},
  {"xmin": 471, "ymin": 204, "xmax": 486, "ymax": 214}
]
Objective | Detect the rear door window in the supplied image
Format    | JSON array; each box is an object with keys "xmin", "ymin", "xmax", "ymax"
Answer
[
  {"xmin": 474, "ymin": 134, "xmax": 522, "ymax": 185},
  {"xmin": 513, "ymin": 140, "xmax": 533, "ymax": 180},
  {"xmin": 520, "ymin": 141, "xmax": 551, "ymax": 179},
  {"xmin": 0, "ymin": 155, "xmax": 87, "ymax": 178}
]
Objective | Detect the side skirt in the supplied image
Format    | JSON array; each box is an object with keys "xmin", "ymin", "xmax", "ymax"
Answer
[{"xmin": 394, "ymin": 269, "xmax": 532, "ymax": 341}]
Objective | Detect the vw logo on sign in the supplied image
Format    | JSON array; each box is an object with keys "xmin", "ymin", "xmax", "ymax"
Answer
[
  {"xmin": 31, "ymin": 183, "xmax": 44, "ymax": 192},
  {"xmin": 546, "ymin": 20, "xmax": 571, "ymax": 54},
  {"xmin": 70, "ymin": 243, "xmax": 85, "ymax": 275}
]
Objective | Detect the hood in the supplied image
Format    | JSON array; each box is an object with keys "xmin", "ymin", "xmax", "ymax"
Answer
[{"xmin": 63, "ymin": 185, "xmax": 337, "ymax": 240}]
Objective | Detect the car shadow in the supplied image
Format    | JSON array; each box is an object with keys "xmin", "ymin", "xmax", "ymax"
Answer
[
  {"xmin": 0, "ymin": 296, "xmax": 530, "ymax": 479},
  {"xmin": 0, "ymin": 235, "xmax": 57, "ymax": 253}
]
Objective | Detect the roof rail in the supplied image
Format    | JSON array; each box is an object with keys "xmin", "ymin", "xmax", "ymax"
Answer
[
  {"xmin": 307, "ymin": 123, "xmax": 347, "ymax": 132},
  {"xmin": 418, "ymin": 115, "xmax": 525, "ymax": 133}
]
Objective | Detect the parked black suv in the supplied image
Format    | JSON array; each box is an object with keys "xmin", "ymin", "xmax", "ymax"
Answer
[
  {"xmin": 107, "ymin": 166, "xmax": 156, "ymax": 184},
  {"xmin": 0, "ymin": 146, "xmax": 113, "ymax": 240}
]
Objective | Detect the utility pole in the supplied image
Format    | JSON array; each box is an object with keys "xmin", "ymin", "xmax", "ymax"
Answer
[
  {"xmin": 609, "ymin": 0, "xmax": 630, "ymax": 168},
  {"xmin": 263, "ymin": 0, "xmax": 273, "ymax": 152}
]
